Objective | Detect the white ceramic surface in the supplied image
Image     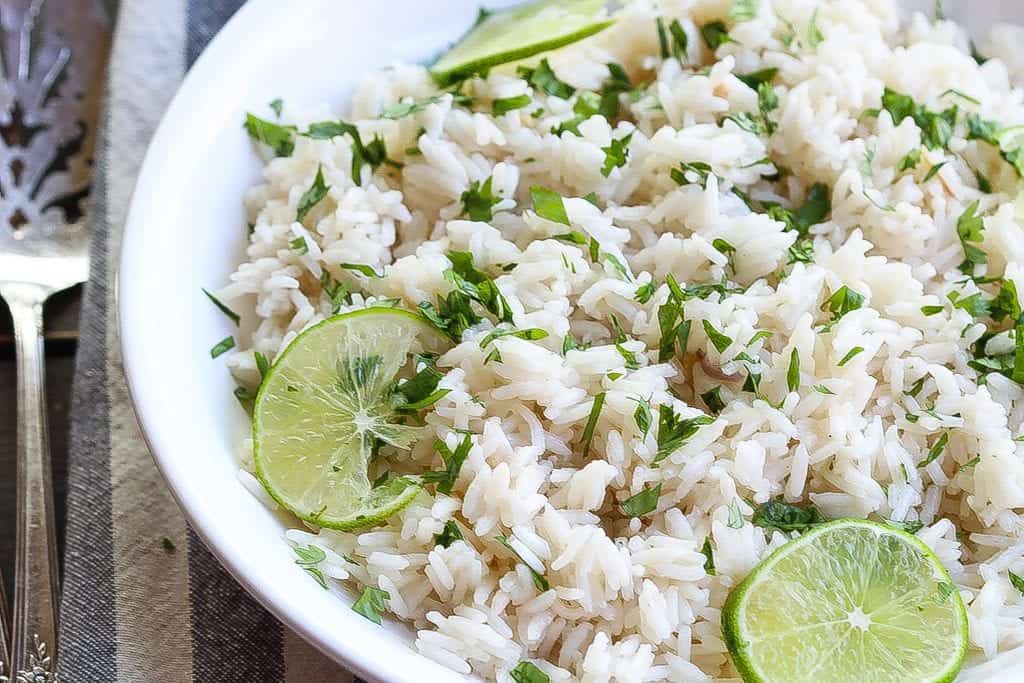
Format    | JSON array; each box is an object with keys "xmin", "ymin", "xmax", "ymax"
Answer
[{"xmin": 119, "ymin": 2, "xmax": 1022, "ymax": 681}]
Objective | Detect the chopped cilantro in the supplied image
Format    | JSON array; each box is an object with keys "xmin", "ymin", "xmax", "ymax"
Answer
[
  {"xmin": 956, "ymin": 200, "xmax": 986, "ymax": 276},
  {"xmin": 729, "ymin": 0, "xmax": 759, "ymax": 22},
  {"xmin": 748, "ymin": 330, "xmax": 773, "ymax": 346},
  {"xmin": 634, "ymin": 281, "xmax": 656, "ymax": 304},
  {"xmin": 1009, "ymin": 571, "xmax": 1024, "ymax": 596},
  {"xmin": 562, "ymin": 333, "xmax": 578, "ymax": 354},
  {"xmin": 518, "ymin": 58, "xmax": 574, "ymax": 98},
  {"xmin": 807, "ymin": 8, "xmax": 824, "ymax": 47},
  {"xmin": 787, "ymin": 348, "xmax": 801, "ymax": 392},
  {"xmin": 202, "ymin": 288, "xmax": 240, "ymax": 325},
  {"xmin": 884, "ymin": 518, "xmax": 923, "ymax": 534},
  {"xmin": 621, "ymin": 483, "xmax": 662, "ymax": 517},
  {"xmin": 493, "ymin": 94, "xmax": 531, "ymax": 115},
  {"xmin": 671, "ymin": 161, "xmax": 714, "ymax": 188},
  {"xmin": 958, "ymin": 456, "xmax": 981, "ymax": 472},
  {"xmin": 736, "ymin": 67, "xmax": 777, "ymax": 91},
  {"xmin": 838, "ymin": 346, "xmax": 864, "ymax": 366},
  {"xmin": 338, "ymin": 262, "xmax": 380, "ymax": 278},
  {"xmin": 701, "ymin": 21, "xmax": 735, "ymax": 50},
  {"xmin": 269, "ymin": 97, "xmax": 284, "ymax": 118},
  {"xmin": 879, "ymin": 88, "xmax": 957, "ymax": 150},
  {"xmin": 918, "ymin": 431, "xmax": 949, "ymax": 468},
  {"xmin": 654, "ymin": 404, "xmax": 714, "ymax": 464},
  {"xmin": 600, "ymin": 132, "xmax": 633, "ymax": 177},
  {"xmin": 615, "ymin": 343, "xmax": 641, "ymax": 370},
  {"xmin": 510, "ymin": 661, "xmax": 549, "ymax": 683},
  {"xmin": 633, "ymin": 396, "xmax": 653, "ymax": 438},
  {"xmin": 446, "ymin": 251, "xmax": 513, "ymax": 324},
  {"xmin": 352, "ymin": 587, "xmax": 390, "ymax": 624},
  {"xmin": 461, "ymin": 176, "xmax": 501, "ymax": 222},
  {"xmin": 667, "ymin": 19, "xmax": 689, "ymax": 60},
  {"xmin": 294, "ymin": 544, "xmax": 329, "ymax": 590},
  {"xmin": 701, "ymin": 386, "xmax": 726, "ymax": 414},
  {"xmin": 813, "ymin": 384, "xmax": 835, "ymax": 395},
  {"xmin": 244, "ymin": 113, "xmax": 296, "ymax": 156},
  {"xmin": 479, "ymin": 326, "xmax": 549, "ymax": 348},
  {"xmin": 496, "ymin": 535, "xmax": 549, "ymax": 591},
  {"xmin": 921, "ymin": 305, "xmax": 944, "ymax": 316},
  {"xmin": 751, "ymin": 498, "xmax": 825, "ymax": 532},
  {"xmin": 727, "ymin": 499, "xmax": 744, "ymax": 528},
  {"xmin": 898, "ymin": 148, "xmax": 921, "ymax": 171},
  {"xmin": 530, "ymin": 185, "xmax": 570, "ymax": 225},
  {"xmin": 210, "ymin": 336, "xmax": 235, "ymax": 359},
  {"xmin": 821, "ymin": 285, "xmax": 865, "ymax": 328},
  {"xmin": 581, "ymin": 393, "xmax": 606, "ymax": 458},
  {"xmin": 703, "ymin": 320, "xmax": 733, "ymax": 353},
  {"xmin": 656, "ymin": 17, "xmax": 670, "ymax": 59},
  {"xmin": 434, "ymin": 520, "xmax": 464, "ymax": 548},
  {"xmin": 380, "ymin": 93, "xmax": 468, "ymax": 119},
  {"xmin": 422, "ymin": 434, "xmax": 472, "ymax": 495},
  {"xmin": 701, "ymin": 538, "xmax": 716, "ymax": 575},
  {"xmin": 303, "ymin": 120, "xmax": 394, "ymax": 179},
  {"xmin": 922, "ymin": 161, "xmax": 947, "ymax": 182},
  {"xmin": 296, "ymin": 166, "xmax": 331, "ymax": 222}
]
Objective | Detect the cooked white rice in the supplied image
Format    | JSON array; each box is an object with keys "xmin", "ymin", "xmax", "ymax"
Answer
[{"xmin": 219, "ymin": 0, "xmax": 1024, "ymax": 679}]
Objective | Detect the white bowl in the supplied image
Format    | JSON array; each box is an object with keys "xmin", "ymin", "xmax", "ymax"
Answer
[{"xmin": 119, "ymin": 1, "xmax": 1022, "ymax": 681}]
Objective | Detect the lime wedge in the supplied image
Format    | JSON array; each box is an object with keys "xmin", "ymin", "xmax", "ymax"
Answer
[
  {"xmin": 722, "ymin": 519, "xmax": 967, "ymax": 683},
  {"xmin": 430, "ymin": 0, "xmax": 614, "ymax": 85},
  {"xmin": 253, "ymin": 308, "xmax": 448, "ymax": 530}
]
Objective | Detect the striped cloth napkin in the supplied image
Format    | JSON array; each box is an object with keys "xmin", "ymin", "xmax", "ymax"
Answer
[{"xmin": 58, "ymin": 1, "xmax": 354, "ymax": 680}]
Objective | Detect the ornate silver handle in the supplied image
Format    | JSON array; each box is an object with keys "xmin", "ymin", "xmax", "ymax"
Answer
[{"xmin": 4, "ymin": 282, "xmax": 60, "ymax": 680}]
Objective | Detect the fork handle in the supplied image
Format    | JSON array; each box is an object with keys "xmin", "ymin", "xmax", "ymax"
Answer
[{"xmin": 3, "ymin": 283, "xmax": 60, "ymax": 675}]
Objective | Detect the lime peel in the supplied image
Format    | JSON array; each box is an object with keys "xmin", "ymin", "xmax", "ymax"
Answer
[
  {"xmin": 722, "ymin": 518, "xmax": 968, "ymax": 683},
  {"xmin": 253, "ymin": 308, "xmax": 448, "ymax": 530},
  {"xmin": 430, "ymin": 0, "xmax": 614, "ymax": 85}
]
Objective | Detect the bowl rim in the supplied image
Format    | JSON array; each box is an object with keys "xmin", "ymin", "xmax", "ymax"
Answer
[{"xmin": 116, "ymin": 1, "xmax": 469, "ymax": 680}]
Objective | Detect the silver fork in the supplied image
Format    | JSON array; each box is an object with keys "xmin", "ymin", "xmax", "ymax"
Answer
[{"xmin": 0, "ymin": 0, "xmax": 110, "ymax": 677}]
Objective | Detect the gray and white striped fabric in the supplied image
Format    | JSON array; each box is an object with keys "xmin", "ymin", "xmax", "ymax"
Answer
[{"xmin": 58, "ymin": 1, "xmax": 353, "ymax": 680}]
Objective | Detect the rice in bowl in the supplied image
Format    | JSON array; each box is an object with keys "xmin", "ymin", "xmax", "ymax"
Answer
[{"xmin": 213, "ymin": 0, "xmax": 1024, "ymax": 679}]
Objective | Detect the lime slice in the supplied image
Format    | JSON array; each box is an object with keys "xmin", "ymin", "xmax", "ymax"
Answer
[
  {"xmin": 722, "ymin": 519, "xmax": 967, "ymax": 683},
  {"xmin": 430, "ymin": 0, "xmax": 614, "ymax": 85},
  {"xmin": 253, "ymin": 308, "xmax": 448, "ymax": 530}
]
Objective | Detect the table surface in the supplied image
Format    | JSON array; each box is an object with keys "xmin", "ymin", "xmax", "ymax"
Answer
[{"xmin": 0, "ymin": 287, "xmax": 80, "ymax": 603}]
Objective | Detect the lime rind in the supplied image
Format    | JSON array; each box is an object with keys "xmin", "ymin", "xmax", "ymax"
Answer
[
  {"xmin": 430, "ymin": 0, "xmax": 614, "ymax": 85},
  {"xmin": 253, "ymin": 307, "xmax": 447, "ymax": 530},
  {"xmin": 722, "ymin": 519, "xmax": 968, "ymax": 683}
]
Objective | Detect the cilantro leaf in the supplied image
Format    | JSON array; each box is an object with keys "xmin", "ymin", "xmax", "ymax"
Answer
[
  {"xmin": 701, "ymin": 386, "xmax": 726, "ymax": 414},
  {"xmin": 422, "ymin": 434, "xmax": 472, "ymax": 495},
  {"xmin": 884, "ymin": 518, "xmax": 924, "ymax": 534},
  {"xmin": 729, "ymin": 0, "xmax": 759, "ymax": 22},
  {"xmin": 581, "ymin": 392, "xmax": 606, "ymax": 458},
  {"xmin": 510, "ymin": 661, "xmax": 550, "ymax": 683},
  {"xmin": 352, "ymin": 587, "xmax": 390, "ymax": 624},
  {"xmin": 751, "ymin": 498, "xmax": 825, "ymax": 532},
  {"xmin": 496, "ymin": 535, "xmax": 549, "ymax": 591},
  {"xmin": 434, "ymin": 520, "xmax": 464, "ymax": 548},
  {"xmin": 479, "ymin": 326, "xmax": 549, "ymax": 348},
  {"xmin": 600, "ymin": 132, "xmax": 633, "ymax": 177},
  {"xmin": 956, "ymin": 200, "xmax": 986, "ymax": 275},
  {"xmin": 210, "ymin": 335, "xmax": 235, "ymax": 358},
  {"xmin": 727, "ymin": 499, "xmax": 744, "ymax": 528},
  {"xmin": 821, "ymin": 285, "xmax": 865, "ymax": 328},
  {"xmin": 654, "ymin": 404, "xmax": 714, "ymax": 463},
  {"xmin": 202, "ymin": 288, "xmax": 240, "ymax": 325},
  {"xmin": 518, "ymin": 59, "xmax": 574, "ymax": 99},
  {"xmin": 702, "ymin": 320, "xmax": 733, "ymax": 353},
  {"xmin": 530, "ymin": 185, "xmax": 571, "ymax": 225},
  {"xmin": 493, "ymin": 94, "xmax": 531, "ymax": 115},
  {"xmin": 461, "ymin": 176, "xmax": 501, "ymax": 222},
  {"xmin": 736, "ymin": 67, "xmax": 777, "ymax": 91},
  {"xmin": 838, "ymin": 346, "xmax": 864, "ymax": 366},
  {"xmin": 701, "ymin": 21, "xmax": 735, "ymax": 50},
  {"xmin": 701, "ymin": 538, "xmax": 716, "ymax": 575},
  {"xmin": 296, "ymin": 165, "xmax": 331, "ymax": 222},
  {"xmin": 787, "ymin": 348, "xmax": 800, "ymax": 392},
  {"xmin": 244, "ymin": 113, "xmax": 296, "ymax": 156},
  {"xmin": 621, "ymin": 483, "xmax": 662, "ymax": 517}
]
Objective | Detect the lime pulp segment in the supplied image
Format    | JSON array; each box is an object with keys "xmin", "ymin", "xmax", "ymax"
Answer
[
  {"xmin": 722, "ymin": 519, "xmax": 967, "ymax": 683},
  {"xmin": 253, "ymin": 308, "xmax": 448, "ymax": 530},
  {"xmin": 430, "ymin": 0, "xmax": 614, "ymax": 85}
]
